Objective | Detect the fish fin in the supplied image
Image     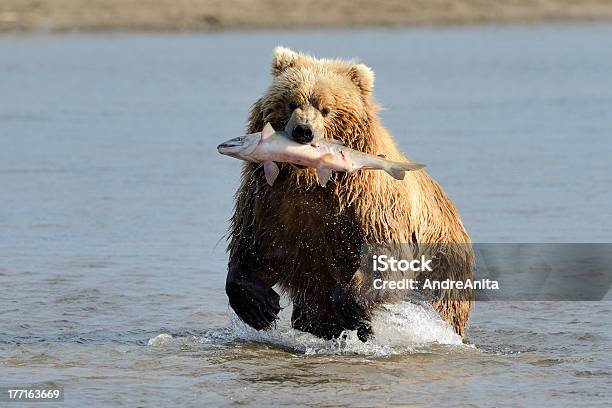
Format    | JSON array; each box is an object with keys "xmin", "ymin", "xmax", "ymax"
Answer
[
  {"xmin": 262, "ymin": 123, "xmax": 275, "ymax": 140},
  {"xmin": 316, "ymin": 167, "xmax": 333, "ymax": 187},
  {"xmin": 405, "ymin": 162, "xmax": 426, "ymax": 171},
  {"xmin": 385, "ymin": 161, "xmax": 426, "ymax": 180},
  {"xmin": 263, "ymin": 161, "xmax": 280, "ymax": 186},
  {"xmin": 316, "ymin": 154, "xmax": 336, "ymax": 186}
]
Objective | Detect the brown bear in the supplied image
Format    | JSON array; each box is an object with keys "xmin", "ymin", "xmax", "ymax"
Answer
[{"xmin": 225, "ymin": 47, "xmax": 474, "ymax": 341}]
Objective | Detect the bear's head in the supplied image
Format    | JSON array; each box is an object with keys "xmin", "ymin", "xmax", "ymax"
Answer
[{"xmin": 250, "ymin": 47, "xmax": 378, "ymax": 148}]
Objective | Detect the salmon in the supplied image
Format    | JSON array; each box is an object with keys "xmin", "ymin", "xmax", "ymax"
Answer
[{"xmin": 217, "ymin": 123, "xmax": 425, "ymax": 187}]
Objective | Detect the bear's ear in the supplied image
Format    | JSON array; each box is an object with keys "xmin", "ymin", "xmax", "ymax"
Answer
[
  {"xmin": 272, "ymin": 46, "xmax": 304, "ymax": 76},
  {"xmin": 347, "ymin": 63, "xmax": 375, "ymax": 96}
]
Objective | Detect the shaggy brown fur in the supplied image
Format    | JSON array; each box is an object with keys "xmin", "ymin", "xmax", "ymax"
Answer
[{"xmin": 226, "ymin": 47, "xmax": 474, "ymax": 340}]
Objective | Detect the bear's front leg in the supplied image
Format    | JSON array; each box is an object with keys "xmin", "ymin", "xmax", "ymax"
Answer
[
  {"xmin": 332, "ymin": 283, "xmax": 373, "ymax": 342},
  {"xmin": 226, "ymin": 262, "xmax": 281, "ymax": 330}
]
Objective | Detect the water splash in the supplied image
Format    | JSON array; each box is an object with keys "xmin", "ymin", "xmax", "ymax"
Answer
[
  {"xmin": 147, "ymin": 333, "xmax": 173, "ymax": 347},
  {"xmin": 148, "ymin": 301, "xmax": 464, "ymax": 355}
]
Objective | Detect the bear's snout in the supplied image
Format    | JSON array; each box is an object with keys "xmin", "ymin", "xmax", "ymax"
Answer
[
  {"xmin": 291, "ymin": 124, "xmax": 314, "ymax": 144},
  {"xmin": 285, "ymin": 104, "xmax": 324, "ymax": 144}
]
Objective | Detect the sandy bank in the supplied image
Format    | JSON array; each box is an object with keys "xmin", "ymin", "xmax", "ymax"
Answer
[{"xmin": 2, "ymin": 0, "xmax": 612, "ymax": 32}]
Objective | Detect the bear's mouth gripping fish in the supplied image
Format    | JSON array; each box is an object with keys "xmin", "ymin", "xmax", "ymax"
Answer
[{"xmin": 217, "ymin": 123, "xmax": 425, "ymax": 187}]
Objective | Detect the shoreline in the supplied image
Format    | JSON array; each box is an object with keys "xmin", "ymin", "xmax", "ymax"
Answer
[{"xmin": 2, "ymin": 1, "xmax": 612, "ymax": 33}]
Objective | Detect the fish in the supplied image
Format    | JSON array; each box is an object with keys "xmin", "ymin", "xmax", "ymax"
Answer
[{"xmin": 217, "ymin": 123, "xmax": 426, "ymax": 187}]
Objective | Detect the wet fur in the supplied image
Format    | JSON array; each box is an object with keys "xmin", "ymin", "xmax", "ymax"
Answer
[{"xmin": 227, "ymin": 47, "xmax": 474, "ymax": 339}]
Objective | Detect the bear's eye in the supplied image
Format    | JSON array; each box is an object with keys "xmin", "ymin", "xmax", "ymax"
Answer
[
  {"xmin": 288, "ymin": 102, "xmax": 298, "ymax": 111},
  {"xmin": 321, "ymin": 107, "xmax": 330, "ymax": 117}
]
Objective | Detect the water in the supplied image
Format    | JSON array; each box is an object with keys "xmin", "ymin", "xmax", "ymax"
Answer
[{"xmin": 1, "ymin": 25, "xmax": 611, "ymax": 406}]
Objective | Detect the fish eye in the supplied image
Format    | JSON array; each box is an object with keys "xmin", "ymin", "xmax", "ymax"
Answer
[
  {"xmin": 321, "ymin": 107, "xmax": 330, "ymax": 116},
  {"xmin": 288, "ymin": 102, "xmax": 298, "ymax": 111}
]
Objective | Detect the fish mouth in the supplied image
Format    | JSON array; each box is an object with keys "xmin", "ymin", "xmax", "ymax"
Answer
[{"xmin": 217, "ymin": 137, "xmax": 244, "ymax": 152}]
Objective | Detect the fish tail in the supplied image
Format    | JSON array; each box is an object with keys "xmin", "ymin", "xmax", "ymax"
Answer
[{"xmin": 385, "ymin": 161, "xmax": 426, "ymax": 180}]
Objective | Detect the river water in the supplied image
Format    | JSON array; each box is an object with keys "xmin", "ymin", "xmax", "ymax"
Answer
[{"xmin": 1, "ymin": 25, "xmax": 611, "ymax": 406}]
